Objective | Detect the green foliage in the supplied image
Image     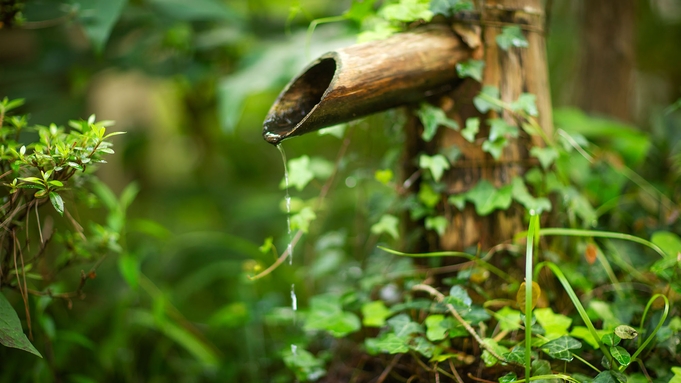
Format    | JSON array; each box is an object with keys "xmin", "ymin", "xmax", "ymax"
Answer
[
  {"xmin": 456, "ymin": 59, "xmax": 485, "ymax": 82},
  {"xmin": 417, "ymin": 102, "xmax": 459, "ymax": 142},
  {"xmin": 0, "ymin": 293, "xmax": 42, "ymax": 357},
  {"xmin": 496, "ymin": 25, "xmax": 529, "ymax": 51}
]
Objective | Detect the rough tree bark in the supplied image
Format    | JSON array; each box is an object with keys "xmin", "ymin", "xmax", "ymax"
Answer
[
  {"xmin": 405, "ymin": 0, "xmax": 554, "ymax": 251},
  {"xmin": 575, "ymin": 0, "xmax": 635, "ymax": 122}
]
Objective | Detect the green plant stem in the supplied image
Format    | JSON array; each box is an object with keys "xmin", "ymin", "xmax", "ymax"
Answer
[
  {"xmin": 524, "ymin": 213, "xmax": 539, "ymax": 381},
  {"xmin": 629, "ymin": 294, "xmax": 670, "ymax": 370},
  {"xmin": 571, "ymin": 353, "xmax": 601, "ymax": 373},
  {"xmin": 535, "ymin": 261, "xmax": 615, "ymax": 369},
  {"xmin": 533, "ymin": 228, "xmax": 666, "ymax": 259},
  {"xmin": 512, "ymin": 374, "xmax": 581, "ymax": 383},
  {"xmin": 378, "ymin": 246, "xmax": 512, "ymax": 282},
  {"xmin": 412, "ymin": 283, "xmax": 510, "ymax": 364}
]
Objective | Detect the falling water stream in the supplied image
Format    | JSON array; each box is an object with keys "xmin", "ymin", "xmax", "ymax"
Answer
[{"xmin": 277, "ymin": 144, "xmax": 298, "ymax": 360}]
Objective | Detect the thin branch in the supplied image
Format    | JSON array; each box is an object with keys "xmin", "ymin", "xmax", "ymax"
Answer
[
  {"xmin": 377, "ymin": 354, "xmax": 402, "ymax": 383},
  {"xmin": 412, "ymin": 283, "xmax": 512, "ymax": 365}
]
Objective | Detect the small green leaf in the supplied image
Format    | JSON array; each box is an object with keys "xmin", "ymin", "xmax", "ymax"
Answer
[
  {"xmin": 370, "ymin": 333, "xmax": 410, "ymax": 354},
  {"xmin": 592, "ymin": 370, "xmax": 624, "ymax": 383},
  {"xmin": 283, "ymin": 347, "xmax": 326, "ymax": 382},
  {"xmin": 424, "ymin": 315, "xmax": 448, "ymax": 341},
  {"xmin": 461, "ymin": 117, "xmax": 480, "ymax": 142},
  {"xmin": 503, "ymin": 345, "xmax": 526, "ymax": 365},
  {"xmin": 482, "ymin": 138, "xmax": 507, "ymax": 160},
  {"xmin": 531, "ymin": 359, "xmax": 553, "ymax": 378},
  {"xmin": 570, "ymin": 326, "xmax": 608, "ymax": 349},
  {"xmin": 362, "ymin": 301, "xmax": 392, "ymax": 327},
  {"xmin": 418, "ymin": 183, "xmax": 441, "ymax": 208},
  {"xmin": 448, "ymin": 194, "xmax": 466, "ymax": 210},
  {"xmin": 304, "ymin": 295, "xmax": 360, "ymax": 338},
  {"xmin": 375, "ymin": 169, "xmax": 394, "ymax": 185},
  {"xmin": 496, "ymin": 25, "xmax": 528, "ymax": 51},
  {"xmin": 446, "ymin": 285, "xmax": 472, "ymax": 308},
  {"xmin": 456, "ymin": 60, "xmax": 484, "ymax": 82},
  {"xmin": 388, "ymin": 314, "xmax": 424, "ymax": 338},
  {"xmin": 495, "ymin": 306, "xmax": 522, "ymax": 332},
  {"xmin": 511, "ymin": 177, "xmax": 552, "ymax": 214},
  {"xmin": 371, "ymin": 214, "xmax": 400, "ymax": 239},
  {"xmin": 534, "ymin": 307, "xmax": 572, "ymax": 339},
  {"xmin": 290, "ymin": 207, "xmax": 316, "ymax": 233},
  {"xmin": 49, "ymin": 192, "xmax": 64, "ymax": 215},
  {"xmin": 118, "ymin": 253, "xmax": 140, "ymax": 290},
  {"xmin": 286, "ymin": 156, "xmax": 315, "ymax": 191},
  {"xmin": 465, "ymin": 180, "xmax": 512, "ymax": 216},
  {"xmin": 0, "ymin": 293, "xmax": 42, "ymax": 358},
  {"xmin": 317, "ymin": 123, "xmax": 346, "ymax": 138},
  {"xmin": 601, "ymin": 332, "xmax": 621, "ymax": 347},
  {"xmin": 511, "ymin": 93, "xmax": 538, "ymax": 116},
  {"xmin": 259, "ymin": 237, "xmax": 274, "ymax": 254},
  {"xmin": 473, "ymin": 85, "xmax": 502, "ymax": 113},
  {"xmin": 481, "ymin": 338, "xmax": 509, "ymax": 367},
  {"xmin": 488, "ymin": 118, "xmax": 519, "ymax": 141},
  {"xmin": 425, "ymin": 216, "xmax": 448, "ymax": 236},
  {"xmin": 614, "ymin": 325, "xmax": 638, "ymax": 340},
  {"xmin": 541, "ymin": 336, "xmax": 582, "ymax": 362},
  {"xmin": 418, "ymin": 103, "xmax": 459, "ymax": 142},
  {"xmin": 419, "ymin": 154, "xmax": 450, "ymax": 182},
  {"xmin": 651, "ymin": 231, "xmax": 681, "ymax": 259},
  {"xmin": 669, "ymin": 367, "xmax": 681, "ymax": 383},
  {"xmin": 530, "ymin": 147, "xmax": 558, "ymax": 169},
  {"xmin": 430, "ymin": 0, "xmax": 474, "ymax": 16},
  {"xmin": 610, "ymin": 346, "xmax": 631, "ymax": 367},
  {"xmin": 499, "ymin": 372, "xmax": 518, "ymax": 383},
  {"xmin": 380, "ymin": 0, "xmax": 433, "ymax": 22}
]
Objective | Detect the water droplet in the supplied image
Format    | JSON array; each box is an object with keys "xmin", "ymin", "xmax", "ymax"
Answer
[{"xmin": 291, "ymin": 284, "xmax": 297, "ymax": 311}]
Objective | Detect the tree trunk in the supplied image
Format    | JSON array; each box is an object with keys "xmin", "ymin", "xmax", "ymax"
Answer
[
  {"xmin": 575, "ymin": 0, "xmax": 635, "ymax": 122},
  {"xmin": 415, "ymin": 0, "xmax": 554, "ymax": 251}
]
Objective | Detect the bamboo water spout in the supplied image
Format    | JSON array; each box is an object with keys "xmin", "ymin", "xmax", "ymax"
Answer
[{"xmin": 262, "ymin": 24, "xmax": 472, "ymax": 145}]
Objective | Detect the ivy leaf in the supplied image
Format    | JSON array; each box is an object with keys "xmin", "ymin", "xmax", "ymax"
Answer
[
  {"xmin": 448, "ymin": 194, "xmax": 466, "ymax": 210},
  {"xmin": 535, "ymin": 307, "xmax": 572, "ymax": 340},
  {"xmin": 282, "ymin": 347, "xmax": 326, "ymax": 382},
  {"xmin": 482, "ymin": 138, "xmax": 508, "ymax": 160},
  {"xmin": 371, "ymin": 214, "xmax": 400, "ymax": 239},
  {"xmin": 380, "ymin": 0, "xmax": 433, "ymax": 22},
  {"xmin": 499, "ymin": 372, "xmax": 518, "ymax": 383},
  {"xmin": 419, "ymin": 154, "xmax": 450, "ymax": 182},
  {"xmin": 410, "ymin": 336, "xmax": 435, "ymax": 358},
  {"xmin": 425, "ymin": 216, "xmax": 448, "ymax": 236},
  {"xmin": 496, "ymin": 25, "xmax": 528, "ymax": 51},
  {"xmin": 511, "ymin": 93, "xmax": 538, "ymax": 116},
  {"xmin": 488, "ymin": 118, "xmax": 519, "ymax": 141},
  {"xmin": 465, "ymin": 180, "xmax": 512, "ymax": 216},
  {"xmin": 473, "ymin": 85, "xmax": 502, "ymax": 113},
  {"xmin": 344, "ymin": 0, "xmax": 378, "ymax": 22},
  {"xmin": 290, "ymin": 207, "xmax": 316, "ymax": 233},
  {"xmin": 418, "ymin": 103, "xmax": 459, "ymax": 142},
  {"xmin": 388, "ymin": 314, "xmax": 424, "ymax": 338},
  {"xmin": 481, "ymin": 338, "xmax": 510, "ymax": 367},
  {"xmin": 461, "ymin": 117, "xmax": 480, "ymax": 142},
  {"xmin": 286, "ymin": 155, "xmax": 314, "ymax": 191},
  {"xmin": 304, "ymin": 295, "xmax": 360, "ymax": 337},
  {"xmin": 651, "ymin": 231, "xmax": 681, "ymax": 259},
  {"xmin": 530, "ymin": 147, "xmax": 559, "ymax": 169},
  {"xmin": 49, "ymin": 192, "xmax": 64, "ymax": 216},
  {"xmin": 570, "ymin": 326, "xmax": 608, "ymax": 349},
  {"xmin": 375, "ymin": 169, "xmax": 394, "ymax": 185},
  {"xmin": 370, "ymin": 333, "xmax": 410, "ymax": 354},
  {"xmin": 592, "ymin": 370, "xmax": 626, "ymax": 383},
  {"xmin": 308, "ymin": 157, "xmax": 334, "ymax": 180},
  {"xmin": 0, "ymin": 293, "xmax": 42, "ymax": 358},
  {"xmin": 495, "ymin": 306, "xmax": 522, "ymax": 332},
  {"xmin": 445, "ymin": 285, "xmax": 472, "ymax": 308},
  {"xmin": 456, "ymin": 60, "xmax": 484, "ymax": 82},
  {"xmin": 531, "ymin": 359, "xmax": 553, "ymax": 378},
  {"xmin": 431, "ymin": 0, "xmax": 474, "ymax": 16},
  {"xmin": 610, "ymin": 346, "xmax": 631, "ymax": 367},
  {"xmin": 541, "ymin": 336, "xmax": 582, "ymax": 362},
  {"xmin": 503, "ymin": 345, "xmax": 526, "ymax": 365},
  {"xmin": 425, "ymin": 315, "xmax": 448, "ymax": 341},
  {"xmin": 670, "ymin": 367, "xmax": 681, "ymax": 383},
  {"xmin": 511, "ymin": 177, "xmax": 552, "ymax": 214},
  {"xmin": 418, "ymin": 183, "xmax": 441, "ymax": 208},
  {"xmin": 362, "ymin": 301, "xmax": 392, "ymax": 327}
]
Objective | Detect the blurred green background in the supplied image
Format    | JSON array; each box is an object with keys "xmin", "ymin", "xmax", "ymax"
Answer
[{"xmin": 0, "ymin": 0, "xmax": 680, "ymax": 382}]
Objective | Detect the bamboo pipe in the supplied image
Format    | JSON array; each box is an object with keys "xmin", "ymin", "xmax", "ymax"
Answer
[{"xmin": 262, "ymin": 24, "xmax": 472, "ymax": 145}]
